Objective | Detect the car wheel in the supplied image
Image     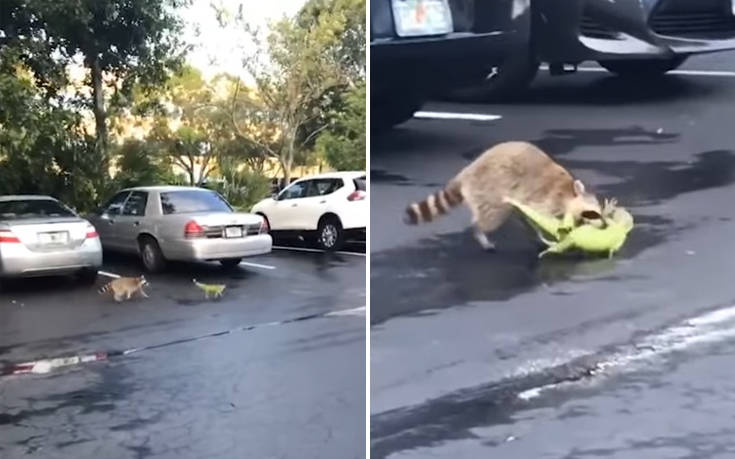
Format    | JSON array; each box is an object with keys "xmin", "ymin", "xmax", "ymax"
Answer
[
  {"xmin": 78, "ymin": 268, "xmax": 99, "ymax": 284},
  {"xmin": 139, "ymin": 237, "xmax": 166, "ymax": 273},
  {"xmin": 598, "ymin": 56, "xmax": 687, "ymax": 77},
  {"xmin": 446, "ymin": 52, "xmax": 540, "ymax": 102},
  {"xmin": 372, "ymin": 91, "xmax": 423, "ymax": 132},
  {"xmin": 316, "ymin": 216, "xmax": 344, "ymax": 251},
  {"xmin": 219, "ymin": 258, "xmax": 242, "ymax": 269}
]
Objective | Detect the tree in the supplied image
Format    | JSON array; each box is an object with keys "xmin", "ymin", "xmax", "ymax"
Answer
[
  {"xmin": 229, "ymin": 0, "xmax": 363, "ymax": 184},
  {"xmin": 1, "ymin": 0, "xmax": 190, "ymax": 169},
  {"xmin": 315, "ymin": 82, "xmax": 365, "ymax": 170}
]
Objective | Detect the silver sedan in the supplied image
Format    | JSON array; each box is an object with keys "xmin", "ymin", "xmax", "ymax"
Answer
[
  {"xmin": 0, "ymin": 195, "xmax": 103, "ymax": 284},
  {"xmin": 89, "ymin": 186, "xmax": 272, "ymax": 272}
]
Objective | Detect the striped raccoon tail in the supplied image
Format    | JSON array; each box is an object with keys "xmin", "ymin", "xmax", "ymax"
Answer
[
  {"xmin": 98, "ymin": 283, "xmax": 111, "ymax": 295},
  {"xmin": 404, "ymin": 180, "xmax": 464, "ymax": 225}
]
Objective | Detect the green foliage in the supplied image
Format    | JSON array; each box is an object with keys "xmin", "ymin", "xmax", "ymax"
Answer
[
  {"xmin": 211, "ymin": 157, "xmax": 272, "ymax": 211},
  {"xmin": 315, "ymin": 83, "xmax": 365, "ymax": 170},
  {"xmin": 228, "ymin": 0, "xmax": 366, "ymax": 183},
  {"xmin": 111, "ymin": 139, "xmax": 177, "ymax": 189},
  {"xmin": 1, "ymin": 0, "xmax": 190, "ymax": 168}
]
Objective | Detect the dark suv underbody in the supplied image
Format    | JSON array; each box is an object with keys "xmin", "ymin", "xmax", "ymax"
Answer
[{"xmin": 452, "ymin": 0, "xmax": 735, "ymax": 101}]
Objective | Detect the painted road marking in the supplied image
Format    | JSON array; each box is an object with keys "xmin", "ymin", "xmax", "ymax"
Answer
[
  {"xmin": 273, "ymin": 246, "xmax": 366, "ymax": 257},
  {"xmin": 413, "ymin": 111, "xmax": 503, "ymax": 122},
  {"xmin": 516, "ymin": 302, "xmax": 735, "ymax": 401},
  {"xmin": 98, "ymin": 271, "xmax": 121, "ymax": 279},
  {"xmin": 239, "ymin": 261, "xmax": 277, "ymax": 270},
  {"xmin": 543, "ymin": 64, "xmax": 735, "ymax": 78}
]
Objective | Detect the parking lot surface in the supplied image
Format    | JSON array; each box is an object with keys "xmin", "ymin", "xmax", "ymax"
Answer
[
  {"xmin": 371, "ymin": 52, "xmax": 735, "ymax": 458},
  {"xmin": 0, "ymin": 244, "xmax": 365, "ymax": 459}
]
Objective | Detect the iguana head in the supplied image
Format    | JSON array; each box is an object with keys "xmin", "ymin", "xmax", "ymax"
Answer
[{"xmin": 602, "ymin": 198, "xmax": 634, "ymax": 232}]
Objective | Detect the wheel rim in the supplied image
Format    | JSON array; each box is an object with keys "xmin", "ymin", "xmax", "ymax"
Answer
[
  {"xmin": 321, "ymin": 224, "xmax": 337, "ymax": 248},
  {"xmin": 143, "ymin": 244, "xmax": 155, "ymax": 268}
]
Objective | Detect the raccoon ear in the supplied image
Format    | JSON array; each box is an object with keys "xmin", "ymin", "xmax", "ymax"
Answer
[{"xmin": 573, "ymin": 180, "xmax": 586, "ymax": 196}]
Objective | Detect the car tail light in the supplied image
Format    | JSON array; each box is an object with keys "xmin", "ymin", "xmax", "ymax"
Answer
[
  {"xmin": 184, "ymin": 221, "xmax": 205, "ymax": 238},
  {"xmin": 85, "ymin": 224, "xmax": 99, "ymax": 239},
  {"xmin": 0, "ymin": 230, "xmax": 20, "ymax": 243},
  {"xmin": 259, "ymin": 217, "xmax": 269, "ymax": 234},
  {"xmin": 347, "ymin": 190, "xmax": 366, "ymax": 201}
]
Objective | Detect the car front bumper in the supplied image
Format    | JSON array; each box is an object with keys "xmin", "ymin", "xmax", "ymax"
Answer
[
  {"xmin": 537, "ymin": 0, "xmax": 735, "ymax": 63},
  {"xmin": 163, "ymin": 234, "xmax": 273, "ymax": 262},
  {"xmin": 0, "ymin": 239, "xmax": 103, "ymax": 277},
  {"xmin": 371, "ymin": 0, "xmax": 528, "ymax": 95}
]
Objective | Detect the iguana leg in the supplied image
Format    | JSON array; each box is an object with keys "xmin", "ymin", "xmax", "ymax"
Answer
[{"xmin": 538, "ymin": 237, "xmax": 575, "ymax": 259}]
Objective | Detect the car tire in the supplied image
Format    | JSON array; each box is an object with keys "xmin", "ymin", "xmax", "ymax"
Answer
[
  {"xmin": 139, "ymin": 236, "xmax": 166, "ymax": 273},
  {"xmin": 219, "ymin": 258, "xmax": 242, "ymax": 269},
  {"xmin": 598, "ymin": 56, "xmax": 687, "ymax": 78},
  {"xmin": 372, "ymin": 91, "xmax": 423, "ymax": 132},
  {"xmin": 446, "ymin": 52, "xmax": 540, "ymax": 102},
  {"xmin": 316, "ymin": 216, "xmax": 344, "ymax": 251},
  {"xmin": 78, "ymin": 268, "xmax": 99, "ymax": 284}
]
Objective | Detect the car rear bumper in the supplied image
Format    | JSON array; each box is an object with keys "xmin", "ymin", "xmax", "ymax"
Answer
[
  {"xmin": 537, "ymin": 0, "xmax": 735, "ymax": 63},
  {"xmin": 163, "ymin": 234, "xmax": 273, "ymax": 261},
  {"xmin": 0, "ymin": 239, "xmax": 103, "ymax": 277}
]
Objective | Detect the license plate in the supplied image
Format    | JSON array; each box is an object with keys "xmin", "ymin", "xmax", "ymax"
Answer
[
  {"xmin": 224, "ymin": 226, "xmax": 243, "ymax": 238},
  {"xmin": 392, "ymin": 0, "xmax": 453, "ymax": 37},
  {"xmin": 38, "ymin": 231, "xmax": 68, "ymax": 245}
]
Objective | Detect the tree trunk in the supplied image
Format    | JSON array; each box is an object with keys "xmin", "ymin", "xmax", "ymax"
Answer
[{"xmin": 89, "ymin": 55, "xmax": 108, "ymax": 169}]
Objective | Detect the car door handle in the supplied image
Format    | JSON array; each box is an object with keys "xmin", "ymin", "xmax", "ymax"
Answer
[
  {"xmin": 319, "ymin": 200, "xmax": 326, "ymax": 204},
  {"xmin": 291, "ymin": 203, "xmax": 298, "ymax": 207},
  {"xmin": 107, "ymin": 220, "xmax": 115, "ymax": 225},
  {"xmin": 133, "ymin": 221, "xmax": 140, "ymax": 226}
]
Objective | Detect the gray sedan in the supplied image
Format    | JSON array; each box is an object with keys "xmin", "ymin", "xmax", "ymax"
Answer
[
  {"xmin": 0, "ymin": 195, "xmax": 102, "ymax": 284},
  {"xmin": 89, "ymin": 186, "xmax": 272, "ymax": 272}
]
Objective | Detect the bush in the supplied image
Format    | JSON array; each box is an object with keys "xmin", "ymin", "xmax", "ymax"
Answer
[{"xmin": 213, "ymin": 159, "xmax": 272, "ymax": 211}]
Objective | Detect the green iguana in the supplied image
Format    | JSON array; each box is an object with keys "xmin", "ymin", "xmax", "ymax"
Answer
[
  {"xmin": 505, "ymin": 197, "xmax": 634, "ymax": 259},
  {"xmin": 193, "ymin": 279, "xmax": 226, "ymax": 299}
]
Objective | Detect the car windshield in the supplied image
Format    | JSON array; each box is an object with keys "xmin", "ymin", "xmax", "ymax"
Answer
[
  {"xmin": 354, "ymin": 176, "xmax": 366, "ymax": 191},
  {"xmin": 160, "ymin": 190, "xmax": 232, "ymax": 215},
  {"xmin": 0, "ymin": 199, "xmax": 75, "ymax": 220}
]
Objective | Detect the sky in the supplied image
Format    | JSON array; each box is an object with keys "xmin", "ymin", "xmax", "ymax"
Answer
[{"xmin": 180, "ymin": 0, "xmax": 308, "ymax": 80}]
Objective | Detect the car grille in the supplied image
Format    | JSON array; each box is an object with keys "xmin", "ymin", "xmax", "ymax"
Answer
[
  {"xmin": 580, "ymin": 15, "xmax": 622, "ymax": 40},
  {"xmin": 649, "ymin": 0, "xmax": 735, "ymax": 37}
]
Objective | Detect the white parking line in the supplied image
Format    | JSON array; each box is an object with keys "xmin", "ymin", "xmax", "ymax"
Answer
[
  {"xmin": 414, "ymin": 111, "xmax": 503, "ymax": 122},
  {"xmin": 239, "ymin": 261, "xmax": 277, "ymax": 270},
  {"xmin": 326, "ymin": 306, "xmax": 366, "ymax": 317},
  {"xmin": 98, "ymin": 271, "xmax": 121, "ymax": 279},
  {"xmin": 273, "ymin": 246, "xmax": 366, "ymax": 257},
  {"xmin": 547, "ymin": 64, "xmax": 735, "ymax": 78}
]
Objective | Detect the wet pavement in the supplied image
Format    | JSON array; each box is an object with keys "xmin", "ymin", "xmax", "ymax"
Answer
[
  {"xmin": 371, "ymin": 52, "xmax": 735, "ymax": 458},
  {"xmin": 0, "ymin": 246, "xmax": 366, "ymax": 458}
]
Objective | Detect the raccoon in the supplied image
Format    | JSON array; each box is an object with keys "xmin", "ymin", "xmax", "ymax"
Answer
[
  {"xmin": 98, "ymin": 276, "xmax": 149, "ymax": 302},
  {"xmin": 404, "ymin": 141, "xmax": 602, "ymax": 250}
]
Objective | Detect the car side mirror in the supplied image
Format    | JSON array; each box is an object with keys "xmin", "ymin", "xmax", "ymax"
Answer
[{"xmin": 272, "ymin": 193, "xmax": 279, "ymax": 201}]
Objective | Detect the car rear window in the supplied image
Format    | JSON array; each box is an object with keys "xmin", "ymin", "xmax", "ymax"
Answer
[
  {"xmin": 160, "ymin": 190, "xmax": 232, "ymax": 215},
  {"xmin": 0, "ymin": 199, "xmax": 75, "ymax": 220},
  {"xmin": 354, "ymin": 176, "xmax": 366, "ymax": 191}
]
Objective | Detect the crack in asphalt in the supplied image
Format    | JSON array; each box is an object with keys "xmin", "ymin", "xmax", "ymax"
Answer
[
  {"xmin": 371, "ymin": 300, "xmax": 735, "ymax": 458},
  {"xmin": 0, "ymin": 306, "xmax": 366, "ymax": 377}
]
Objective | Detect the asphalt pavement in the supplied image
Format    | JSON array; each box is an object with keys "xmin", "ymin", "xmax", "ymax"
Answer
[
  {"xmin": 371, "ymin": 52, "xmax": 735, "ymax": 458},
  {"xmin": 0, "ymin": 245, "xmax": 366, "ymax": 459}
]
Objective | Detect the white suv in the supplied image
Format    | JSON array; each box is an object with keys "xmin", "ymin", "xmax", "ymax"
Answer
[{"xmin": 251, "ymin": 171, "xmax": 366, "ymax": 250}]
